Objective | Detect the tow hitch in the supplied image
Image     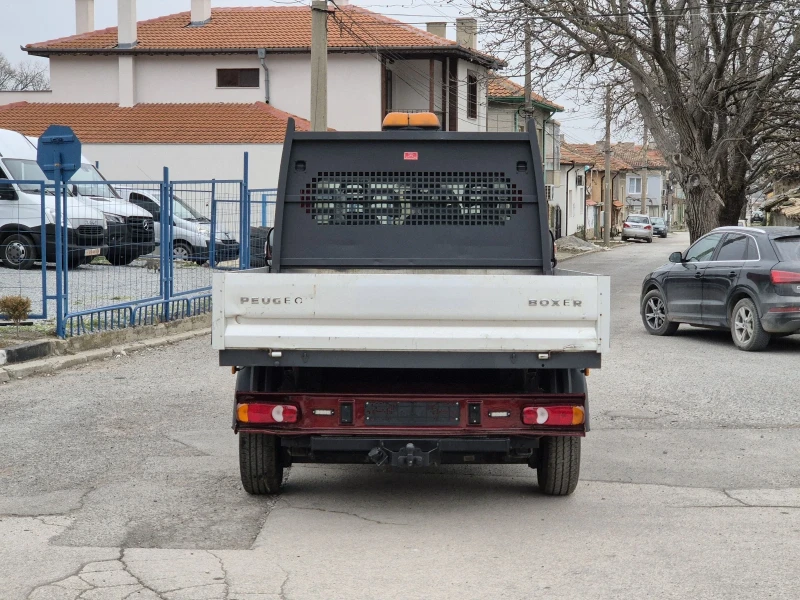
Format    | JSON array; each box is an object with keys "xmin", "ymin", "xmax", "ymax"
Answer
[{"xmin": 368, "ymin": 442, "xmax": 437, "ymax": 467}]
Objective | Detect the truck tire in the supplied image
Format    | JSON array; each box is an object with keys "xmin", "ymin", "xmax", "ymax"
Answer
[
  {"xmin": 239, "ymin": 432, "xmax": 284, "ymax": 495},
  {"xmin": 537, "ymin": 436, "xmax": 581, "ymax": 496}
]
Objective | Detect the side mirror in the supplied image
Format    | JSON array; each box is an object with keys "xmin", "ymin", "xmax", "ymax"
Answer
[
  {"xmin": 669, "ymin": 251, "xmax": 683, "ymax": 263},
  {"xmin": 266, "ymin": 227, "xmax": 274, "ymax": 266},
  {"xmin": 549, "ymin": 229, "xmax": 558, "ymax": 269},
  {"xmin": 0, "ymin": 184, "xmax": 17, "ymax": 201}
]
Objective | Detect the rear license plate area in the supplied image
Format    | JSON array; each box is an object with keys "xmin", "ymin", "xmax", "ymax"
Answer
[
  {"xmin": 84, "ymin": 248, "xmax": 101, "ymax": 257},
  {"xmin": 364, "ymin": 401, "xmax": 460, "ymax": 426}
]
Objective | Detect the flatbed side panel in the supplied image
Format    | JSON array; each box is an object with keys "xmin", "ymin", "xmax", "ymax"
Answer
[
  {"xmin": 211, "ymin": 271, "xmax": 226, "ymax": 350},
  {"xmin": 214, "ymin": 272, "xmax": 610, "ymax": 354}
]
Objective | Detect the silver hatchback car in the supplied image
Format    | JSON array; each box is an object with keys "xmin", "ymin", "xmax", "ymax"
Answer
[{"xmin": 621, "ymin": 214, "xmax": 654, "ymax": 243}]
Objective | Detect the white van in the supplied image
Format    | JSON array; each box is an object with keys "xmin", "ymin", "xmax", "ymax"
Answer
[
  {"xmin": 26, "ymin": 137, "xmax": 156, "ymax": 266},
  {"xmin": 0, "ymin": 129, "xmax": 106, "ymax": 270},
  {"xmin": 115, "ymin": 187, "xmax": 239, "ymax": 265}
]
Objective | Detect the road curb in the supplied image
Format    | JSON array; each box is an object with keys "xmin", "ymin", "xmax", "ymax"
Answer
[
  {"xmin": 0, "ymin": 327, "xmax": 210, "ymax": 384},
  {"xmin": 557, "ymin": 242, "xmax": 626, "ymax": 263}
]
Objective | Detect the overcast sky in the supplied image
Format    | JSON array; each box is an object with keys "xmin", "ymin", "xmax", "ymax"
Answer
[{"xmin": 1, "ymin": 0, "xmax": 604, "ymax": 143}]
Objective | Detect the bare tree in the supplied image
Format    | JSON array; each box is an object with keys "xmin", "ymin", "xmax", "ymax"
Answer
[
  {"xmin": 465, "ymin": 1, "xmax": 800, "ymax": 240},
  {"xmin": 0, "ymin": 53, "xmax": 50, "ymax": 92}
]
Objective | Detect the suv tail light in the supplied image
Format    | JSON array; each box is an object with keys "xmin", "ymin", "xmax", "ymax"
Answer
[
  {"xmin": 770, "ymin": 270, "xmax": 800, "ymax": 284},
  {"xmin": 522, "ymin": 405, "xmax": 585, "ymax": 426},
  {"xmin": 238, "ymin": 403, "xmax": 299, "ymax": 424}
]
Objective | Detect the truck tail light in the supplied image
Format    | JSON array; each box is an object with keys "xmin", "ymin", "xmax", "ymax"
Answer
[
  {"xmin": 522, "ymin": 405, "xmax": 585, "ymax": 426},
  {"xmin": 238, "ymin": 403, "xmax": 299, "ymax": 424},
  {"xmin": 770, "ymin": 269, "xmax": 800, "ymax": 284}
]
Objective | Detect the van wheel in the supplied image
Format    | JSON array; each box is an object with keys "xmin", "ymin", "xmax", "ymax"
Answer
[
  {"xmin": 537, "ymin": 436, "xmax": 581, "ymax": 496},
  {"xmin": 173, "ymin": 241, "xmax": 192, "ymax": 262},
  {"xmin": 731, "ymin": 298, "xmax": 770, "ymax": 351},
  {"xmin": 239, "ymin": 433, "xmax": 284, "ymax": 495},
  {"xmin": 1, "ymin": 233, "xmax": 37, "ymax": 270}
]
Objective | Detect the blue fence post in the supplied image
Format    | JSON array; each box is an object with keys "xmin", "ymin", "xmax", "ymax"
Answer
[
  {"xmin": 210, "ymin": 180, "xmax": 217, "ymax": 269},
  {"xmin": 39, "ymin": 185, "xmax": 48, "ymax": 320},
  {"xmin": 261, "ymin": 193, "xmax": 268, "ymax": 227},
  {"xmin": 241, "ymin": 152, "xmax": 250, "ymax": 269},
  {"xmin": 161, "ymin": 167, "xmax": 172, "ymax": 323}
]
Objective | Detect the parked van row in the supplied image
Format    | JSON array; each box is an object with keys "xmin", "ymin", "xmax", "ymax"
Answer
[{"xmin": 0, "ymin": 129, "xmax": 239, "ymax": 270}]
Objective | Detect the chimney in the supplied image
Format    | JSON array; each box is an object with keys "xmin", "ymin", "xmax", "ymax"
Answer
[
  {"xmin": 117, "ymin": 0, "xmax": 137, "ymax": 107},
  {"xmin": 117, "ymin": 0, "xmax": 137, "ymax": 48},
  {"xmin": 427, "ymin": 22, "xmax": 447, "ymax": 39},
  {"xmin": 76, "ymin": 0, "xmax": 95, "ymax": 35},
  {"xmin": 191, "ymin": 0, "xmax": 211, "ymax": 25},
  {"xmin": 456, "ymin": 18, "xmax": 478, "ymax": 50}
]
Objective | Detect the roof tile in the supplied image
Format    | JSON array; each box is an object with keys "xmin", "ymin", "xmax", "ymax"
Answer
[
  {"xmin": 487, "ymin": 75, "xmax": 563, "ymax": 111},
  {"xmin": 27, "ymin": 6, "xmax": 490, "ymax": 61},
  {"xmin": 0, "ymin": 102, "xmax": 311, "ymax": 144}
]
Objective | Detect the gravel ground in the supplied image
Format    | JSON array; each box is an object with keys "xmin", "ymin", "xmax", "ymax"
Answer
[{"xmin": 1, "ymin": 256, "xmax": 215, "ymax": 318}]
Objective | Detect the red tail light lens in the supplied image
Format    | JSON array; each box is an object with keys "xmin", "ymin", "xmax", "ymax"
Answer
[
  {"xmin": 238, "ymin": 403, "xmax": 299, "ymax": 424},
  {"xmin": 623, "ymin": 222, "xmax": 631, "ymax": 228},
  {"xmin": 771, "ymin": 270, "xmax": 800, "ymax": 284},
  {"xmin": 644, "ymin": 225, "xmax": 652, "ymax": 230},
  {"xmin": 522, "ymin": 405, "xmax": 585, "ymax": 426}
]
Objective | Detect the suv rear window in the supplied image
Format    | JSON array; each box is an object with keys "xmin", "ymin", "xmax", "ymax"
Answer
[
  {"xmin": 773, "ymin": 236, "xmax": 800, "ymax": 262},
  {"xmin": 627, "ymin": 215, "xmax": 649, "ymax": 224}
]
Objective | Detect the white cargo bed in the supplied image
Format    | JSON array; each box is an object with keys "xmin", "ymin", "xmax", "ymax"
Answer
[{"xmin": 212, "ymin": 272, "xmax": 610, "ymax": 355}]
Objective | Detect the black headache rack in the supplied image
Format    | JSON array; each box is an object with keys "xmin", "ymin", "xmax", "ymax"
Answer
[{"xmin": 271, "ymin": 119, "xmax": 553, "ymax": 273}]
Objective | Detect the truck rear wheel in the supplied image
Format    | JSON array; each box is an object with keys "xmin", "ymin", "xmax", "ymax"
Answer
[
  {"xmin": 537, "ymin": 436, "xmax": 581, "ymax": 496},
  {"xmin": 239, "ymin": 432, "xmax": 284, "ymax": 495}
]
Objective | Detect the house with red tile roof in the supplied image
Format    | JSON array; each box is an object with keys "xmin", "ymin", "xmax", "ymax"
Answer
[
  {"xmin": 0, "ymin": 1, "xmax": 504, "ymax": 185},
  {"xmin": 562, "ymin": 141, "xmax": 682, "ymax": 235},
  {"xmin": 552, "ymin": 141, "xmax": 595, "ymax": 237}
]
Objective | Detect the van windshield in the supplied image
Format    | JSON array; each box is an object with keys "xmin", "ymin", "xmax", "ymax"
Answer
[
  {"xmin": 173, "ymin": 195, "xmax": 207, "ymax": 221},
  {"xmin": 1, "ymin": 159, "xmax": 74, "ymax": 196},
  {"xmin": 71, "ymin": 164, "xmax": 121, "ymax": 199}
]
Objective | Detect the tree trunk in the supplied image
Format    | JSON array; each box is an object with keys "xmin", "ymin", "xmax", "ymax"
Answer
[
  {"xmin": 685, "ymin": 185, "xmax": 721, "ymax": 242},
  {"xmin": 718, "ymin": 186, "xmax": 748, "ymax": 226}
]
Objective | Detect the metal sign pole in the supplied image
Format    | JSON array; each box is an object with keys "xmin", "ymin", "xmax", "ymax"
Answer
[{"xmin": 54, "ymin": 164, "xmax": 65, "ymax": 338}]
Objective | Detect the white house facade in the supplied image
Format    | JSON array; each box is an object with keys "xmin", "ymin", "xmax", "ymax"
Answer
[{"xmin": 0, "ymin": 0, "xmax": 500, "ymax": 187}]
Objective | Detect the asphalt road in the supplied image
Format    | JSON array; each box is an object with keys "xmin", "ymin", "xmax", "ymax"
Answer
[{"xmin": 1, "ymin": 232, "xmax": 798, "ymax": 600}]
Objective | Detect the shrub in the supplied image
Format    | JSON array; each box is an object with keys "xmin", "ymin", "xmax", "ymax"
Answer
[{"xmin": 0, "ymin": 295, "xmax": 32, "ymax": 336}]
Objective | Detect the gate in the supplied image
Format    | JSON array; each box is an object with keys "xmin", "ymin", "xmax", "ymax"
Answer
[{"xmin": 2, "ymin": 153, "xmax": 277, "ymax": 338}]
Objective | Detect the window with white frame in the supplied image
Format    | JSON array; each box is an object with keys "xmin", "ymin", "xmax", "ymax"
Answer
[{"xmin": 628, "ymin": 175, "xmax": 642, "ymax": 195}]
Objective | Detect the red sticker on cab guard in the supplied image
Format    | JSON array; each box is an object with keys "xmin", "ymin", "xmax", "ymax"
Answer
[{"xmin": 404, "ymin": 152, "xmax": 419, "ymax": 161}]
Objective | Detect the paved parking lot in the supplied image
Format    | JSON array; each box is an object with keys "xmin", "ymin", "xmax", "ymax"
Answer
[{"xmin": 1, "ymin": 231, "xmax": 798, "ymax": 600}]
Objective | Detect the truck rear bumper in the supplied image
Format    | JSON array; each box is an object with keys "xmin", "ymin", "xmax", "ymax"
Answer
[
  {"xmin": 277, "ymin": 435, "xmax": 544, "ymax": 466},
  {"xmin": 220, "ymin": 349, "xmax": 601, "ymax": 369}
]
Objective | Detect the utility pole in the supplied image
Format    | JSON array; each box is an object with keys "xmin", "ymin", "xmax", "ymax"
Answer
[
  {"xmin": 640, "ymin": 125, "xmax": 648, "ymax": 215},
  {"xmin": 524, "ymin": 21, "xmax": 532, "ymax": 108},
  {"xmin": 603, "ymin": 85, "xmax": 612, "ymax": 247},
  {"xmin": 310, "ymin": 0, "xmax": 328, "ymax": 131}
]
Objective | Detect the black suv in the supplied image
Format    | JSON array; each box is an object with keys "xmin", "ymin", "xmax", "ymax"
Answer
[{"xmin": 640, "ymin": 226, "xmax": 800, "ymax": 351}]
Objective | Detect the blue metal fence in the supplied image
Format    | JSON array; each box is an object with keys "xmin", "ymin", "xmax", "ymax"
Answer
[{"xmin": 1, "ymin": 153, "xmax": 277, "ymax": 338}]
